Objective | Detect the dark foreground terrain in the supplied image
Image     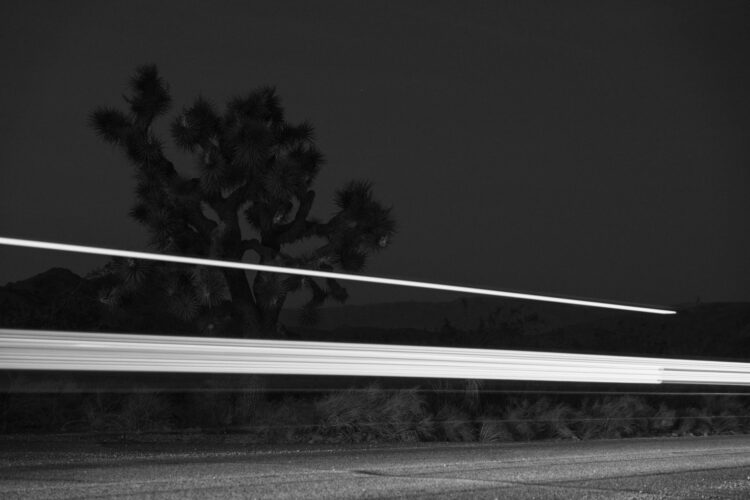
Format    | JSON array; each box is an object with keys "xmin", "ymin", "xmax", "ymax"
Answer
[{"xmin": 1, "ymin": 435, "xmax": 749, "ymax": 499}]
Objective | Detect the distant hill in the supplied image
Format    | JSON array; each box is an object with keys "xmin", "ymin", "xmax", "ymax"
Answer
[
  {"xmin": 528, "ymin": 302, "xmax": 750, "ymax": 361},
  {"xmin": 279, "ymin": 296, "xmax": 619, "ymax": 334},
  {"xmin": 286, "ymin": 302, "xmax": 750, "ymax": 362},
  {"xmin": 0, "ymin": 267, "xmax": 191, "ymax": 333},
  {"xmin": 0, "ymin": 268, "xmax": 103, "ymax": 329},
  {"xmin": 2, "ymin": 267, "xmax": 749, "ymax": 361}
]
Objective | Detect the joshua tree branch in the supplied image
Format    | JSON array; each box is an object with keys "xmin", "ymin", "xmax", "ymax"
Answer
[
  {"xmin": 278, "ymin": 190, "xmax": 316, "ymax": 244},
  {"xmin": 242, "ymin": 238, "xmax": 277, "ymax": 261}
]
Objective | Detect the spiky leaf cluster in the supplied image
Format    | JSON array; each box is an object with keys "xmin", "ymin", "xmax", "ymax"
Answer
[
  {"xmin": 326, "ymin": 181, "xmax": 396, "ymax": 271},
  {"xmin": 93, "ymin": 258, "xmax": 231, "ymax": 323}
]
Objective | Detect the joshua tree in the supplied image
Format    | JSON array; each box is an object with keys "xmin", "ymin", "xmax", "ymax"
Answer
[{"xmin": 90, "ymin": 65, "xmax": 395, "ymax": 338}]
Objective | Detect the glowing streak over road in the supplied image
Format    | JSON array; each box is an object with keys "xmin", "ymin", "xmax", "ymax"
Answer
[
  {"xmin": 0, "ymin": 237, "xmax": 675, "ymax": 314},
  {"xmin": 3, "ymin": 329, "xmax": 750, "ymax": 386}
]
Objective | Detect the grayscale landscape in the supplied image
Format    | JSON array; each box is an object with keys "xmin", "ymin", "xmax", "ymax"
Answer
[{"xmin": 2, "ymin": 1, "xmax": 749, "ymax": 498}]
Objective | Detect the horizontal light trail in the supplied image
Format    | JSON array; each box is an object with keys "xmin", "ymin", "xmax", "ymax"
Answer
[
  {"xmin": 0, "ymin": 236, "xmax": 675, "ymax": 314},
  {"xmin": 3, "ymin": 329, "xmax": 750, "ymax": 386}
]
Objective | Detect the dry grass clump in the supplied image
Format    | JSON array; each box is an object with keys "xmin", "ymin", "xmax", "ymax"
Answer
[
  {"xmin": 478, "ymin": 417, "xmax": 514, "ymax": 442},
  {"xmin": 117, "ymin": 393, "xmax": 173, "ymax": 432},
  {"xmin": 674, "ymin": 397, "xmax": 750, "ymax": 437},
  {"xmin": 534, "ymin": 400, "xmax": 580, "ymax": 440},
  {"xmin": 435, "ymin": 404, "xmax": 475, "ymax": 441},
  {"xmin": 480, "ymin": 397, "xmax": 580, "ymax": 442},
  {"xmin": 574, "ymin": 396, "xmax": 653, "ymax": 440},
  {"xmin": 315, "ymin": 384, "xmax": 435, "ymax": 442},
  {"xmin": 649, "ymin": 403, "xmax": 677, "ymax": 433},
  {"xmin": 4, "ymin": 376, "xmax": 750, "ymax": 444},
  {"xmin": 249, "ymin": 397, "xmax": 319, "ymax": 442}
]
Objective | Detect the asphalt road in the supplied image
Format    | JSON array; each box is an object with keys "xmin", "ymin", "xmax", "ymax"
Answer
[{"xmin": 2, "ymin": 435, "xmax": 750, "ymax": 499}]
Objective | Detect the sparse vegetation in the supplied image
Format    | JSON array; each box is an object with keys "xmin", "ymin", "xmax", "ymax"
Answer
[
  {"xmin": 3, "ymin": 379, "xmax": 750, "ymax": 443},
  {"xmin": 316, "ymin": 385, "xmax": 434, "ymax": 442},
  {"xmin": 3, "ymin": 288, "xmax": 749, "ymax": 442}
]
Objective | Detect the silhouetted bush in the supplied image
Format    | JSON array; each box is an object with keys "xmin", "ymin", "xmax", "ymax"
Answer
[
  {"xmin": 575, "ymin": 396, "xmax": 653, "ymax": 439},
  {"xmin": 435, "ymin": 404, "xmax": 475, "ymax": 442},
  {"xmin": 535, "ymin": 400, "xmax": 580, "ymax": 440},
  {"xmin": 478, "ymin": 417, "xmax": 514, "ymax": 442},
  {"xmin": 316, "ymin": 385, "xmax": 434, "ymax": 442},
  {"xmin": 249, "ymin": 396, "xmax": 319, "ymax": 442},
  {"xmin": 117, "ymin": 393, "xmax": 173, "ymax": 432},
  {"xmin": 650, "ymin": 403, "xmax": 677, "ymax": 433},
  {"xmin": 3, "ymin": 379, "xmax": 750, "ymax": 444}
]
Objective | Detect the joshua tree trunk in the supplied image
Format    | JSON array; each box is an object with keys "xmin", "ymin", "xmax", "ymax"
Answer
[{"xmin": 221, "ymin": 268, "xmax": 260, "ymax": 337}]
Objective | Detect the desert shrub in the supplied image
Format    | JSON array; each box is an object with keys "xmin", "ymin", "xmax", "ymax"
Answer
[
  {"xmin": 316, "ymin": 385, "xmax": 434, "ymax": 442},
  {"xmin": 502, "ymin": 398, "xmax": 536, "ymax": 440},
  {"xmin": 525, "ymin": 397, "xmax": 552, "ymax": 438},
  {"xmin": 222, "ymin": 375, "xmax": 265, "ymax": 426},
  {"xmin": 534, "ymin": 401, "xmax": 580, "ymax": 440},
  {"xmin": 674, "ymin": 397, "xmax": 750, "ymax": 436},
  {"xmin": 250, "ymin": 396, "xmax": 319, "ymax": 442},
  {"xmin": 650, "ymin": 403, "xmax": 677, "ymax": 434},
  {"xmin": 476, "ymin": 398, "xmax": 578, "ymax": 442},
  {"xmin": 78, "ymin": 391, "xmax": 172, "ymax": 433},
  {"xmin": 5, "ymin": 378, "xmax": 750, "ymax": 444},
  {"xmin": 575, "ymin": 396, "xmax": 653, "ymax": 440},
  {"xmin": 81, "ymin": 392, "xmax": 127, "ymax": 432},
  {"xmin": 677, "ymin": 407, "xmax": 713, "ymax": 436},
  {"xmin": 435, "ymin": 404, "xmax": 475, "ymax": 442},
  {"xmin": 712, "ymin": 410, "xmax": 742, "ymax": 435},
  {"xmin": 428, "ymin": 379, "xmax": 483, "ymax": 416},
  {"xmin": 176, "ymin": 391, "xmax": 234, "ymax": 429},
  {"xmin": 117, "ymin": 393, "xmax": 172, "ymax": 432},
  {"xmin": 382, "ymin": 389, "xmax": 435, "ymax": 441},
  {"xmin": 1, "ymin": 376, "xmax": 92, "ymax": 432},
  {"xmin": 230, "ymin": 390, "xmax": 262, "ymax": 425},
  {"xmin": 478, "ymin": 415, "xmax": 514, "ymax": 442},
  {"xmin": 3, "ymin": 394, "xmax": 68, "ymax": 432},
  {"xmin": 701, "ymin": 397, "xmax": 749, "ymax": 434},
  {"xmin": 172, "ymin": 376, "xmax": 264, "ymax": 430},
  {"xmin": 462, "ymin": 379, "xmax": 483, "ymax": 413},
  {"xmin": 733, "ymin": 400, "xmax": 750, "ymax": 432}
]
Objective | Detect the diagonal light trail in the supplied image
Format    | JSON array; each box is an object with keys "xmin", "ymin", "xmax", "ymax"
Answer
[
  {"xmin": 0, "ymin": 236, "xmax": 675, "ymax": 314},
  {"xmin": 3, "ymin": 329, "xmax": 750, "ymax": 385}
]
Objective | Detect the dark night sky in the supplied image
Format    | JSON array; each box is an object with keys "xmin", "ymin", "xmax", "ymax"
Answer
[{"xmin": 1, "ymin": 0, "xmax": 748, "ymax": 307}]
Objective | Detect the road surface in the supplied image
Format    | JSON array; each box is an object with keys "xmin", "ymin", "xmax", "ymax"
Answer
[{"xmin": 2, "ymin": 435, "xmax": 750, "ymax": 498}]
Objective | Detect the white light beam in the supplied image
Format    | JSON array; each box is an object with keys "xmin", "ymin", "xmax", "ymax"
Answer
[
  {"xmin": 0, "ymin": 236, "xmax": 676, "ymax": 314},
  {"xmin": 4, "ymin": 329, "xmax": 750, "ymax": 385}
]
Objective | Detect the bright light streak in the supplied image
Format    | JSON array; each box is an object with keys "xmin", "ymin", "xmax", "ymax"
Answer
[
  {"xmin": 0, "ymin": 236, "xmax": 675, "ymax": 314},
  {"xmin": 4, "ymin": 329, "xmax": 750, "ymax": 386}
]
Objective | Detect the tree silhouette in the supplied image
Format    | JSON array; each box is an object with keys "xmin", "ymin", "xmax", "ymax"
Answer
[{"xmin": 90, "ymin": 65, "xmax": 395, "ymax": 337}]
